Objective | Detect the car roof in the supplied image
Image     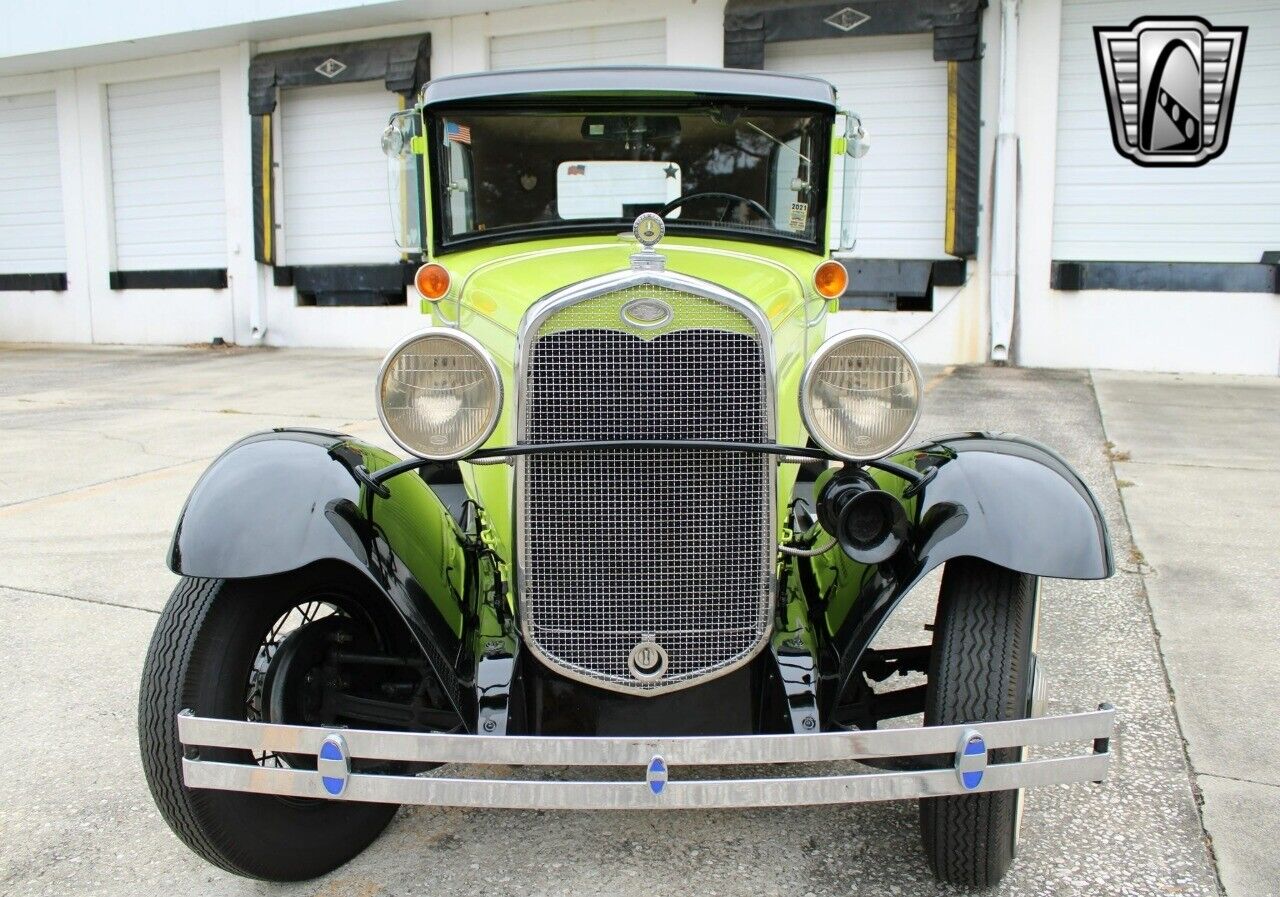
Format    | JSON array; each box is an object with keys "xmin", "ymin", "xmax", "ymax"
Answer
[{"xmin": 420, "ymin": 65, "xmax": 838, "ymax": 109}]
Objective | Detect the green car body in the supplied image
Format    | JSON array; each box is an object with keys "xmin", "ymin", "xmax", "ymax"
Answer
[
  {"xmin": 150, "ymin": 66, "xmax": 1118, "ymax": 887},
  {"xmin": 423, "ymin": 234, "xmax": 820, "ymax": 566},
  {"xmin": 170, "ymin": 67, "xmax": 1113, "ymax": 726}
]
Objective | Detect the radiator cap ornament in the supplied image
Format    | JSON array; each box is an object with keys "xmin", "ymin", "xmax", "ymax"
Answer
[{"xmin": 632, "ymin": 212, "xmax": 665, "ymax": 247}]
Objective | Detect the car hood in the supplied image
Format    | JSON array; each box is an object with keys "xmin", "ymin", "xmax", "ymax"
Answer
[{"xmin": 441, "ymin": 236, "xmax": 818, "ymax": 336}]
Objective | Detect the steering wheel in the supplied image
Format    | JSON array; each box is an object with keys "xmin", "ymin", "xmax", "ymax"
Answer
[{"xmin": 658, "ymin": 191, "xmax": 773, "ymax": 225}]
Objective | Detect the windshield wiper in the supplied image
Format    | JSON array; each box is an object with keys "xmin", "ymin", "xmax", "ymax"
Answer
[{"xmin": 740, "ymin": 120, "xmax": 810, "ymax": 165}]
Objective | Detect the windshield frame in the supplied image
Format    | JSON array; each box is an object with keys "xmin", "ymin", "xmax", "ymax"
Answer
[{"xmin": 424, "ymin": 97, "xmax": 833, "ymax": 256}]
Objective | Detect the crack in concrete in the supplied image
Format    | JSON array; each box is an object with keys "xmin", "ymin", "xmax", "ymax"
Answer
[
  {"xmin": 1197, "ymin": 772, "xmax": 1280, "ymax": 791},
  {"xmin": 6, "ymin": 397, "xmax": 365, "ymax": 419},
  {"xmin": 1116, "ymin": 458, "xmax": 1273, "ymax": 474},
  {"xmin": 1090, "ymin": 370, "xmax": 1228, "ymax": 897},
  {"xmin": 0, "ymin": 459, "xmax": 205, "ymax": 511},
  {"xmin": 0, "ymin": 583, "xmax": 159, "ymax": 615}
]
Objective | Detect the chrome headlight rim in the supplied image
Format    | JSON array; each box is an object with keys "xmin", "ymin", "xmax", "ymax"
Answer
[
  {"xmin": 375, "ymin": 327, "xmax": 503, "ymax": 462},
  {"xmin": 799, "ymin": 328, "xmax": 923, "ymax": 463}
]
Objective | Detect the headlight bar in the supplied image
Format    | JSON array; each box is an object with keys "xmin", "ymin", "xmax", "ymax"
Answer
[{"xmin": 362, "ymin": 438, "xmax": 938, "ymax": 497}]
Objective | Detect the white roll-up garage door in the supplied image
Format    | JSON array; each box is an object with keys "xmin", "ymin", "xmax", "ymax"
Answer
[
  {"xmin": 0, "ymin": 91, "xmax": 66, "ymax": 275},
  {"xmin": 281, "ymin": 82, "xmax": 400, "ymax": 266},
  {"xmin": 489, "ymin": 20, "xmax": 666, "ymax": 70},
  {"xmin": 765, "ymin": 33, "xmax": 948, "ymax": 259},
  {"xmin": 107, "ymin": 72, "xmax": 226, "ymax": 270},
  {"xmin": 1054, "ymin": 0, "xmax": 1280, "ymax": 263}
]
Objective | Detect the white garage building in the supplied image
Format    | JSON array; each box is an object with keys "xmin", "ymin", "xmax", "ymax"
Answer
[{"xmin": 0, "ymin": 0, "xmax": 1276, "ymax": 373}]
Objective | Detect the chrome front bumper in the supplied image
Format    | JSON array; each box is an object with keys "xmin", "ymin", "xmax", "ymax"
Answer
[{"xmin": 178, "ymin": 706, "xmax": 1115, "ymax": 810}]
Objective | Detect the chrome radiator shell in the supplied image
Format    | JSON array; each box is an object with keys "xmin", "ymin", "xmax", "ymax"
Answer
[{"xmin": 515, "ymin": 271, "xmax": 776, "ymax": 696}]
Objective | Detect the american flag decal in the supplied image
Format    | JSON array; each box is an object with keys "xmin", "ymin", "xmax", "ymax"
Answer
[
  {"xmin": 444, "ymin": 121, "xmax": 471, "ymax": 144},
  {"xmin": 566, "ymin": 164, "xmax": 586, "ymax": 175}
]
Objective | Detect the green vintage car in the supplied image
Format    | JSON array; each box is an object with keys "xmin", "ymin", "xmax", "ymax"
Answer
[{"xmin": 139, "ymin": 67, "xmax": 1116, "ymax": 887}]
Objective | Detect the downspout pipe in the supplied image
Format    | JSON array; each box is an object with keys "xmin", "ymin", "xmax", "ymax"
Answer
[{"xmin": 989, "ymin": 0, "xmax": 1019, "ymax": 363}]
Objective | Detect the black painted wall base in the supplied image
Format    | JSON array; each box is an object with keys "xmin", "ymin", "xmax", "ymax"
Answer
[
  {"xmin": 109, "ymin": 269, "xmax": 227, "ymax": 290},
  {"xmin": 277, "ymin": 263, "xmax": 413, "ymax": 306},
  {"xmin": 839, "ymin": 258, "xmax": 967, "ymax": 311},
  {"xmin": 1052, "ymin": 260, "xmax": 1279, "ymax": 294},
  {"xmin": 0, "ymin": 272, "xmax": 67, "ymax": 291}
]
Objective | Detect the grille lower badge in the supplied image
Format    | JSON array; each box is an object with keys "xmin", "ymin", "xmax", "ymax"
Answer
[{"xmin": 628, "ymin": 638, "xmax": 669, "ymax": 681}]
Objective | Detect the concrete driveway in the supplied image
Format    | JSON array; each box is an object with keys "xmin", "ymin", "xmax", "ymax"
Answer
[{"xmin": 0, "ymin": 344, "xmax": 1260, "ymax": 897}]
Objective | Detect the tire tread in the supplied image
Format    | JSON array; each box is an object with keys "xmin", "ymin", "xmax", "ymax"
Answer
[
  {"xmin": 137, "ymin": 577, "xmax": 243, "ymax": 876},
  {"xmin": 919, "ymin": 557, "xmax": 1034, "ymax": 887},
  {"xmin": 138, "ymin": 573, "xmax": 400, "ymax": 880}
]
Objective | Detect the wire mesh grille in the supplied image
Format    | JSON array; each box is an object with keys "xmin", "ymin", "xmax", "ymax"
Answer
[{"xmin": 519, "ymin": 287, "xmax": 774, "ymax": 692}]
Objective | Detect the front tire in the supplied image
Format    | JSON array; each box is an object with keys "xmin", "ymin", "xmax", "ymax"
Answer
[
  {"xmin": 138, "ymin": 573, "xmax": 401, "ymax": 881},
  {"xmin": 919, "ymin": 557, "xmax": 1038, "ymax": 888}
]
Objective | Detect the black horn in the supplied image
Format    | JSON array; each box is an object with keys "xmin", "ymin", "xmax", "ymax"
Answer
[{"xmin": 817, "ymin": 469, "xmax": 910, "ymax": 564}]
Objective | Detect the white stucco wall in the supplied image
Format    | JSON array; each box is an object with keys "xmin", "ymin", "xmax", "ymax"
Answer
[
  {"xmin": 0, "ymin": 0, "xmax": 726, "ymax": 350},
  {"xmin": 1, "ymin": 0, "xmax": 1275, "ymax": 372}
]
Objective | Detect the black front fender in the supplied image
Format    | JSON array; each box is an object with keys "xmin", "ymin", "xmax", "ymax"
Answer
[
  {"xmin": 909, "ymin": 432, "xmax": 1113, "ymax": 580},
  {"xmin": 818, "ymin": 433, "xmax": 1113, "ymax": 714},
  {"xmin": 169, "ymin": 429, "xmax": 470, "ymax": 726}
]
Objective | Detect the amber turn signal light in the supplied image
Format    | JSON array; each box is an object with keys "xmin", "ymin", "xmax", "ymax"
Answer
[
  {"xmin": 813, "ymin": 260, "xmax": 849, "ymax": 299},
  {"xmin": 414, "ymin": 263, "xmax": 451, "ymax": 301}
]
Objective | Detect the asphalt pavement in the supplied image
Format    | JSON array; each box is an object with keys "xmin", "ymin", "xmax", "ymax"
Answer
[{"xmin": 0, "ymin": 344, "xmax": 1259, "ymax": 896}]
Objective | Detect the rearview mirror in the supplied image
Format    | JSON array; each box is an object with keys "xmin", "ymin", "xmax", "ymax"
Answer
[
  {"xmin": 846, "ymin": 114, "xmax": 871, "ymax": 158},
  {"xmin": 580, "ymin": 115, "xmax": 681, "ymax": 144},
  {"xmin": 383, "ymin": 110, "xmax": 423, "ymax": 251}
]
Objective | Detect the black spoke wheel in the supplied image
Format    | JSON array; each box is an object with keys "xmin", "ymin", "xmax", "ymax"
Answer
[
  {"xmin": 139, "ymin": 568, "xmax": 420, "ymax": 881},
  {"xmin": 918, "ymin": 557, "xmax": 1039, "ymax": 888}
]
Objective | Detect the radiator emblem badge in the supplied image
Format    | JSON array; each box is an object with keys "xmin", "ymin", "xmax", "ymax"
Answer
[
  {"xmin": 628, "ymin": 637, "xmax": 669, "ymax": 681},
  {"xmin": 621, "ymin": 298, "xmax": 673, "ymax": 329}
]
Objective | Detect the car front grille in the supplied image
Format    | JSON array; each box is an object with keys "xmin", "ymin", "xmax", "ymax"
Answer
[{"xmin": 518, "ymin": 284, "xmax": 775, "ymax": 694}]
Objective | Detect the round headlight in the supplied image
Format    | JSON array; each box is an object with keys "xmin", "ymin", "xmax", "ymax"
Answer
[
  {"xmin": 377, "ymin": 329, "xmax": 502, "ymax": 460},
  {"xmin": 800, "ymin": 330, "xmax": 922, "ymax": 461}
]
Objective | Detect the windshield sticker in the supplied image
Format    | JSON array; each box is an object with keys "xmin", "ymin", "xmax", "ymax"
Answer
[
  {"xmin": 444, "ymin": 121, "xmax": 471, "ymax": 144},
  {"xmin": 788, "ymin": 201, "xmax": 808, "ymax": 233}
]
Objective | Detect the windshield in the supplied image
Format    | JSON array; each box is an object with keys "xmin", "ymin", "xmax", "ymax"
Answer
[{"xmin": 428, "ymin": 104, "xmax": 830, "ymax": 251}]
